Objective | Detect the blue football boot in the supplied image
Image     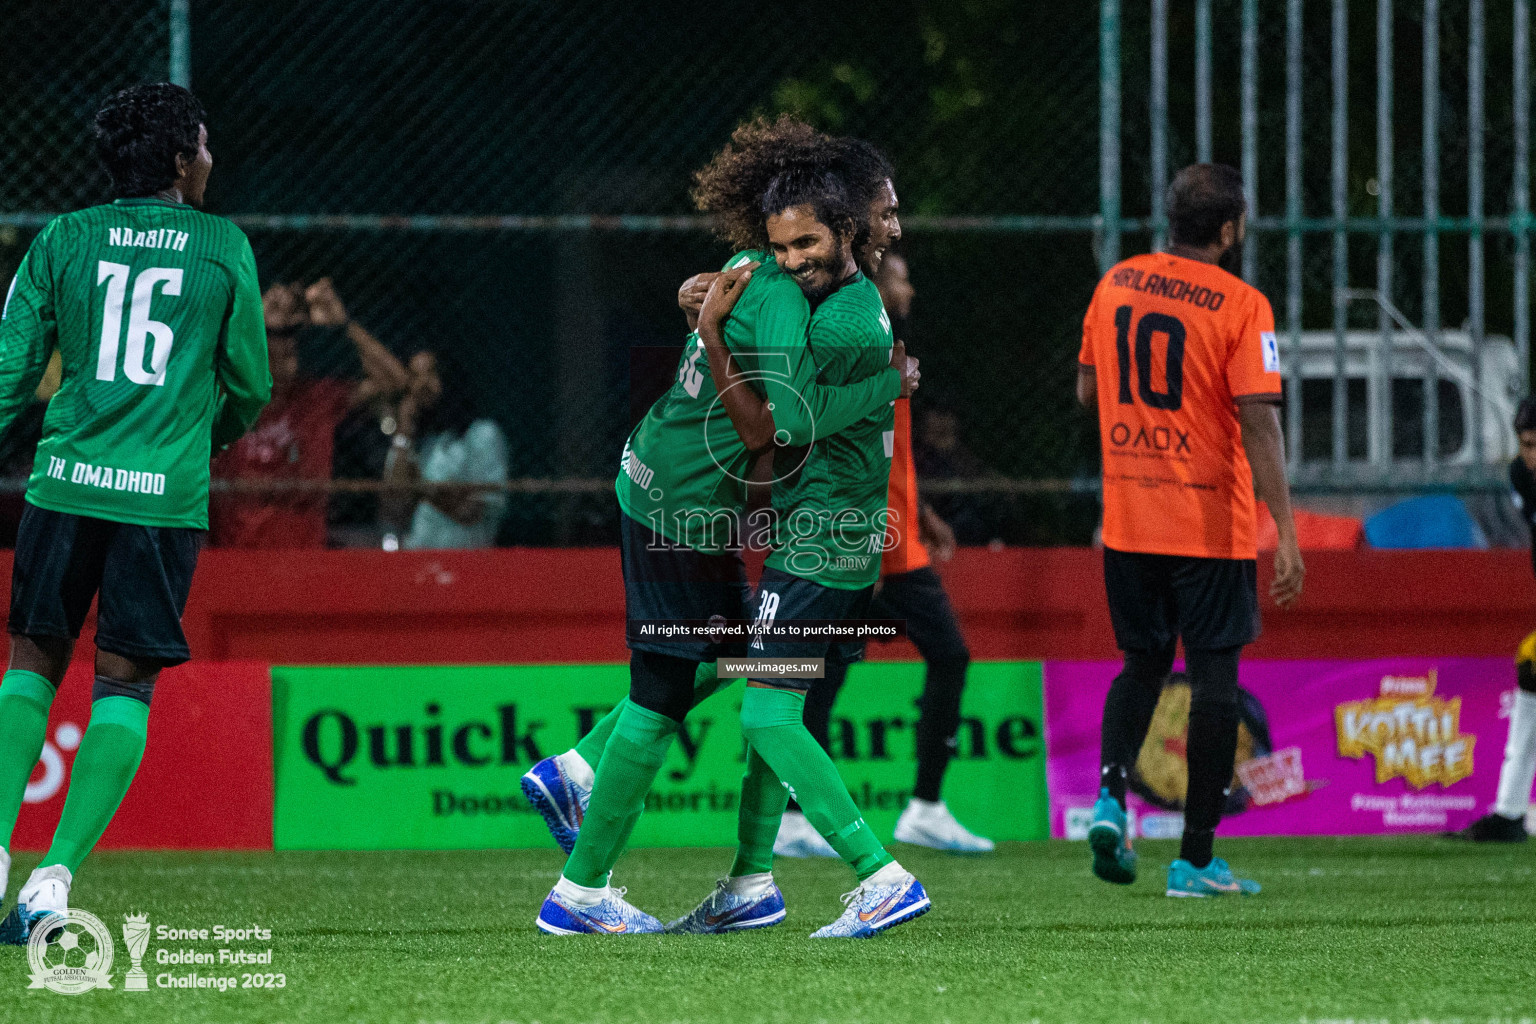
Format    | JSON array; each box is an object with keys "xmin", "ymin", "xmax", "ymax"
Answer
[
  {"xmin": 1166, "ymin": 858, "xmax": 1261, "ymax": 897},
  {"xmin": 809, "ymin": 871, "xmax": 930, "ymax": 938},
  {"xmin": 535, "ymin": 886, "xmax": 663, "ymax": 935},
  {"xmin": 520, "ymin": 754, "xmax": 590, "ymax": 854},
  {"xmin": 1087, "ymin": 788, "xmax": 1137, "ymax": 885},
  {"xmin": 665, "ymin": 878, "xmax": 787, "ymax": 933}
]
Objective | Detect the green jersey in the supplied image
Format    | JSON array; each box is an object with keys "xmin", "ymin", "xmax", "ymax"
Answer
[
  {"xmin": 616, "ymin": 251, "xmax": 899, "ymax": 553},
  {"xmin": 765, "ymin": 272, "xmax": 896, "ymax": 589},
  {"xmin": 0, "ymin": 198, "xmax": 271, "ymax": 530}
]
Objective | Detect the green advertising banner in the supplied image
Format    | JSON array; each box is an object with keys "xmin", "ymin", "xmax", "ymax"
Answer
[{"xmin": 272, "ymin": 661, "xmax": 1047, "ymax": 850}]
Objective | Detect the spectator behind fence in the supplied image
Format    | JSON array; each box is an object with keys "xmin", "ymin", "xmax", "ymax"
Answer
[
  {"xmin": 912, "ymin": 404, "xmax": 989, "ymax": 544},
  {"xmin": 380, "ymin": 351, "xmax": 509, "ymax": 549},
  {"xmin": 211, "ymin": 278, "xmax": 409, "ymax": 547}
]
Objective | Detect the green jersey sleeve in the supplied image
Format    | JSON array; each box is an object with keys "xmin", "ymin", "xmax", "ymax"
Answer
[
  {"xmin": 211, "ymin": 236, "xmax": 271, "ymax": 449},
  {"xmin": 731, "ymin": 273, "xmax": 899, "ymax": 446},
  {"xmin": 0, "ymin": 223, "xmax": 60, "ymax": 441}
]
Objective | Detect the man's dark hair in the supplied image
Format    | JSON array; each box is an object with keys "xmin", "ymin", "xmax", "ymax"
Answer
[
  {"xmin": 693, "ymin": 115, "xmax": 858, "ymax": 251},
  {"xmin": 758, "ymin": 164, "xmax": 861, "ymax": 244},
  {"xmin": 832, "ymin": 136, "xmax": 896, "ymax": 252},
  {"xmin": 94, "ymin": 83, "xmax": 206, "ymax": 199},
  {"xmin": 1516, "ymin": 397, "xmax": 1536, "ymax": 433},
  {"xmin": 1166, "ymin": 163, "xmax": 1246, "ymax": 247}
]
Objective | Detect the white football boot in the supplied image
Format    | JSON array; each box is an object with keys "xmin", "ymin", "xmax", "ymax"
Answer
[
  {"xmin": 894, "ymin": 798, "xmax": 995, "ymax": 853},
  {"xmin": 773, "ymin": 810, "xmax": 838, "ymax": 858},
  {"xmin": 17, "ymin": 864, "xmax": 72, "ymax": 930}
]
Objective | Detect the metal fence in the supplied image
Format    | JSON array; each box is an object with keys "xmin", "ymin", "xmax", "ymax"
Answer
[
  {"xmin": 1098, "ymin": 0, "xmax": 1532, "ymax": 493},
  {"xmin": 0, "ymin": 0, "xmax": 1529, "ymax": 547}
]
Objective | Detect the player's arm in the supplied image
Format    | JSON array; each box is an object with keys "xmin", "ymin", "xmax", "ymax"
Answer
[
  {"xmin": 212, "ymin": 236, "xmax": 274, "ymax": 449},
  {"xmin": 1076, "ymin": 290, "xmax": 1099, "ymax": 410},
  {"xmin": 1230, "ymin": 294, "xmax": 1302, "ymax": 608},
  {"xmin": 917, "ymin": 499, "xmax": 957, "ymax": 562},
  {"xmin": 1239, "ymin": 399, "xmax": 1303, "ymax": 607},
  {"xmin": 694, "ymin": 269, "xmax": 913, "ymax": 451},
  {"xmin": 794, "ymin": 313, "xmax": 913, "ymax": 441},
  {"xmin": 1076, "ymin": 366, "xmax": 1097, "ymax": 410},
  {"xmin": 0, "ymin": 225, "xmax": 60, "ymax": 441}
]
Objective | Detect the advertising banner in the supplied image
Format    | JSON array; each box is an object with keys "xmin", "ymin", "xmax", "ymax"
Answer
[
  {"xmin": 1044, "ymin": 658, "xmax": 1516, "ymax": 838},
  {"xmin": 273, "ymin": 661, "xmax": 1047, "ymax": 850},
  {"xmin": 13, "ymin": 661, "xmax": 273, "ymax": 850}
]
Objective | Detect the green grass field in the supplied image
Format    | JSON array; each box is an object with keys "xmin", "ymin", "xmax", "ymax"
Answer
[{"xmin": 2, "ymin": 837, "xmax": 1533, "ymax": 1024}]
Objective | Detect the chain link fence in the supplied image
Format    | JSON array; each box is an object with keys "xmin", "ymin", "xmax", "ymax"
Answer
[{"xmin": 0, "ymin": 0, "xmax": 1525, "ymax": 547}]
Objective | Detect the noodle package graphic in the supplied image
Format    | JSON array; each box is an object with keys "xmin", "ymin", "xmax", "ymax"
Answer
[{"xmin": 1045, "ymin": 659, "xmax": 1510, "ymax": 837}]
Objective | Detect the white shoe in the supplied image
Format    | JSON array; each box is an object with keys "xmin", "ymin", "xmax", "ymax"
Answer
[
  {"xmin": 773, "ymin": 811, "xmax": 838, "ymax": 858},
  {"xmin": 17, "ymin": 864, "xmax": 71, "ymax": 928},
  {"xmin": 894, "ymin": 799, "xmax": 995, "ymax": 853}
]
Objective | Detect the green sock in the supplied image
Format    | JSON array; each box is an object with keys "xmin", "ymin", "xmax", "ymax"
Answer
[
  {"xmin": 572, "ymin": 664, "xmax": 724, "ymax": 772},
  {"xmin": 40, "ymin": 696, "xmax": 150, "ymax": 875},
  {"xmin": 563, "ymin": 702, "xmax": 679, "ymax": 887},
  {"xmin": 730, "ymin": 744, "xmax": 788, "ymax": 877},
  {"xmin": 574, "ymin": 701, "xmax": 625, "ymax": 770},
  {"xmin": 739, "ymin": 687, "xmax": 892, "ymax": 881},
  {"xmin": 691, "ymin": 660, "xmax": 728, "ymax": 705},
  {"xmin": 0, "ymin": 670, "xmax": 57, "ymax": 850}
]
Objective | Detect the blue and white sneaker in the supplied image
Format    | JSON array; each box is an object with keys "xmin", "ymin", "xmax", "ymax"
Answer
[
  {"xmin": 1166, "ymin": 858, "xmax": 1261, "ymax": 897},
  {"xmin": 536, "ymin": 886, "xmax": 663, "ymax": 935},
  {"xmin": 809, "ymin": 871, "xmax": 930, "ymax": 938},
  {"xmin": 1087, "ymin": 788, "xmax": 1137, "ymax": 885},
  {"xmin": 665, "ymin": 878, "xmax": 787, "ymax": 934},
  {"xmin": 521, "ymin": 753, "xmax": 591, "ymax": 854}
]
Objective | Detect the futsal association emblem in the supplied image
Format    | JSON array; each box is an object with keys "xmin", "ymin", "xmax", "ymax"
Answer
[{"xmin": 26, "ymin": 908, "xmax": 115, "ymax": 995}]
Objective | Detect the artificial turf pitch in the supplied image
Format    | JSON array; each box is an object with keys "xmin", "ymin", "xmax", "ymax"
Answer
[{"xmin": 0, "ymin": 837, "xmax": 1531, "ymax": 1024}]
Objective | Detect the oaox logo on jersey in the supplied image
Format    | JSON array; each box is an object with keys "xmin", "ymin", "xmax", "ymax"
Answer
[{"xmin": 1108, "ymin": 422, "xmax": 1192, "ymax": 454}]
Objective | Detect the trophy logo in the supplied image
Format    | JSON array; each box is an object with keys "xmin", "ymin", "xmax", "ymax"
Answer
[{"xmin": 122, "ymin": 913, "xmax": 150, "ymax": 992}]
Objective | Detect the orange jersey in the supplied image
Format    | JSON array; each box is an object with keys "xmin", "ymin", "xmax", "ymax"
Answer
[
  {"xmin": 881, "ymin": 397, "xmax": 930, "ymax": 575},
  {"xmin": 1078, "ymin": 252, "xmax": 1281, "ymax": 560}
]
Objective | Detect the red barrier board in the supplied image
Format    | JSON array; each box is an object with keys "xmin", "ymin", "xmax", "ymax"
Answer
[
  {"xmin": 11, "ymin": 661, "xmax": 273, "ymax": 850},
  {"xmin": 0, "ymin": 546, "xmax": 1532, "ymax": 663}
]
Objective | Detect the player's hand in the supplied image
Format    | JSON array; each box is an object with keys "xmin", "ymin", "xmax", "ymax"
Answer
[
  {"xmin": 262, "ymin": 282, "xmax": 306, "ymax": 332},
  {"xmin": 305, "ymin": 277, "xmax": 349, "ymax": 327},
  {"xmin": 892, "ymin": 339, "xmax": 920, "ymax": 398},
  {"xmin": 698, "ymin": 263, "xmax": 756, "ymax": 332},
  {"xmin": 918, "ymin": 502, "xmax": 956, "ymax": 562},
  {"xmin": 679, "ymin": 273, "xmax": 718, "ymax": 315},
  {"xmin": 1270, "ymin": 537, "xmax": 1305, "ymax": 609}
]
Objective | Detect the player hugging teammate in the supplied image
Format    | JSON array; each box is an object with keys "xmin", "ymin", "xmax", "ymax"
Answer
[
  {"xmin": 524, "ymin": 116, "xmax": 932, "ymax": 938},
  {"xmin": 0, "ymin": 83, "xmax": 271, "ymax": 936}
]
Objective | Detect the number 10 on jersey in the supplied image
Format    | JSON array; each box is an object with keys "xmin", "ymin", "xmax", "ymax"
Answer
[
  {"xmin": 96, "ymin": 261, "xmax": 181, "ymax": 386},
  {"xmin": 1113, "ymin": 304, "xmax": 1186, "ymax": 412}
]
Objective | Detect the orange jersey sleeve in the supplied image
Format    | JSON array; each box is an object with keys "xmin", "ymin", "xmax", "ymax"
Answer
[
  {"xmin": 1225, "ymin": 290, "xmax": 1283, "ymax": 400},
  {"xmin": 881, "ymin": 397, "xmax": 930, "ymax": 575},
  {"xmin": 1084, "ymin": 253, "xmax": 1276, "ymax": 561}
]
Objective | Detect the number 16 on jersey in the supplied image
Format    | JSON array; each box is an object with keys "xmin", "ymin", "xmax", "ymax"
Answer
[{"xmin": 96, "ymin": 261, "xmax": 181, "ymax": 386}]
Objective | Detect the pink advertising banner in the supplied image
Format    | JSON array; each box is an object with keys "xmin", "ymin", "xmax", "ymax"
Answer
[{"xmin": 1044, "ymin": 659, "xmax": 1518, "ymax": 838}]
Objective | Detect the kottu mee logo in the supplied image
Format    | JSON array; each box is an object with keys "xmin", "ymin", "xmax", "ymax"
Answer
[
  {"xmin": 1335, "ymin": 669, "xmax": 1477, "ymax": 788},
  {"xmin": 26, "ymin": 908, "xmax": 114, "ymax": 994}
]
